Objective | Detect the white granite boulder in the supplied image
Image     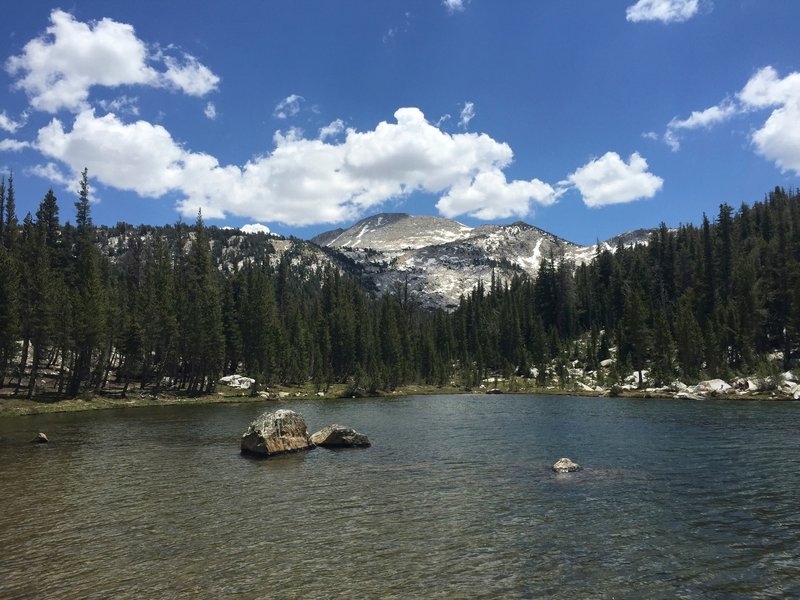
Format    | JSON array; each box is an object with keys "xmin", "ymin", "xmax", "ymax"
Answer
[{"xmin": 552, "ymin": 457, "xmax": 582, "ymax": 473}]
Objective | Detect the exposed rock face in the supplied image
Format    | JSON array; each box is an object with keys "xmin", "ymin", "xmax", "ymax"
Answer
[
  {"xmin": 219, "ymin": 374, "xmax": 255, "ymax": 389},
  {"xmin": 241, "ymin": 409, "xmax": 312, "ymax": 457},
  {"xmin": 312, "ymin": 212, "xmax": 655, "ymax": 310},
  {"xmin": 310, "ymin": 424, "xmax": 371, "ymax": 448},
  {"xmin": 552, "ymin": 457, "xmax": 582, "ymax": 473}
]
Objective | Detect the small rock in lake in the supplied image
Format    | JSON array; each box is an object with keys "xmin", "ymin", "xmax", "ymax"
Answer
[
  {"xmin": 310, "ymin": 424, "xmax": 371, "ymax": 448},
  {"xmin": 552, "ymin": 457, "xmax": 581, "ymax": 473},
  {"xmin": 32, "ymin": 432, "xmax": 49, "ymax": 444}
]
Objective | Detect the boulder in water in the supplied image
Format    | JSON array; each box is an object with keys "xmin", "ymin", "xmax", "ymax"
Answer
[
  {"xmin": 32, "ymin": 432, "xmax": 49, "ymax": 444},
  {"xmin": 310, "ymin": 424, "xmax": 371, "ymax": 448},
  {"xmin": 552, "ymin": 457, "xmax": 581, "ymax": 473},
  {"xmin": 241, "ymin": 409, "xmax": 312, "ymax": 457}
]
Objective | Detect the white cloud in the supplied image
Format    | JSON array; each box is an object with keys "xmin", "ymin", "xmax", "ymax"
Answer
[
  {"xmin": 738, "ymin": 67, "xmax": 800, "ymax": 174},
  {"xmin": 204, "ymin": 101, "xmax": 217, "ymax": 120},
  {"xmin": 34, "ymin": 106, "xmax": 554, "ymax": 225},
  {"xmin": 668, "ymin": 66, "xmax": 800, "ymax": 174},
  {"xmin": 0, "ymin": 110, "xmax": 28, "ymax": 133},
  {"xmin": 0, "ymin": 138, "xmax": 32, "ymax": 152},
  {"xmin": 664, "ymin": 100, "xmax": 737, "ymax": 150},
  {"xmin": 459, "ymin": 101, "xmax": 475, "ymax": 129},
  {"xmin": 36, "ymin": 110, "xmax": 186, "ymax": 198},
  {"xmin": 669, "ymin": 101, "xmax": 737, "ymax": 131},
  {"xmin": 738, "ymin": 66, "xmax": 800, "ymax": 108},
  {"xmin": 273, "ymin": 94, "xmax": 304, "ymax": 119},
  {"xmin": 318, "ymin": 119, "xmax": 344, "ymax": 140},
  {"xmin": 26, "ymin": 162, "xmax": 74, "ymax": 187},
  {"xmin": 437, "ymin": 169, "xmax": 556, "ymax": 220},
  {"xmin": 97, "ymin": 95, "xmax": 139, "ymax": 116},
  {"xmin": 435, "ymin": 113, "xmax": 451, "ymax": 127},
  {"xmin": 444, "ymin": 0, "xmax": 466, "ymax": 13},
  {"xmin": 161, "ymin": 53, "xmax": 220, "ymax": 96},
  {"xmin": 663, "ymin": 129, "xmax": 680, "ymax": 152},
  {"xmin": 5, "ymin": 10, "xmax": 218, "ymax": 113},
  {"xmin": 240, "ymin": 223, "xmax": 270, "ymax": 235},
  {"xmin": 565, "ymin": 152, "xmax": 663, "ymax": 207},
  {"xmin": 626, "ymin": 0, "xmax": 700, "ymax": 23}
]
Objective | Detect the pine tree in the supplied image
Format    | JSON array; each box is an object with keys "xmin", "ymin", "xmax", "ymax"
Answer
[
  {"xmin": 3, "ymin": 172, "xmax": 17, "ymax": 251},
  {"xmin": 18, "ymin": 214, "xmax": 54, "ymax": 398},
  {"xmin": 182, "ymin": 211, "xmax": 225, "ymax": 394},
  {"xmin": 36, "ymin": 189, "xmax": 60, "ymax": 250},
  {"xmin": 0, "ymin": 243, "xmax": 19, "ymax": 387},
  {"xmin": 67, "ymin": 169, "xmax": 106, "ymax": 397},
  {"xmin": 619, "ymin": 284, "xmax": 651, "ymax": 387},
  {"xmin": 0, "ymin": 176, "xmax": 5, "ymax": 241}
]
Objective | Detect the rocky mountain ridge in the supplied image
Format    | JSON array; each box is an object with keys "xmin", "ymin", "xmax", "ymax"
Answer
[
  {"xmin": 95, "ymin": 214, "xmax": 653, "ymax": 310},
  {"xmin": 312, "ymin": 213, "xmax": 654, "ymax": 309}
]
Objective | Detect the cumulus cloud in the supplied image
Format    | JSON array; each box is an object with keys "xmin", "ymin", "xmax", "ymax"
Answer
[
  {"xmin": 97, "ymin": 95, "xmax": 139, "ymax": 116},
  {"xmin": 0, "ymin": 139, "xmax": 32, "ymax": 152},
  {"xmin": 626, "ymin": 0, "xmax": 701, "ymax": 23},
  {"xmin": 5, "ymin": 9, "xmax": 218, "ymax": 113},
  {"xmin": 273, "ymin": 94, "xmax": 304, "ymax": 119},
  {"xmin": 437, "ymin": 169, "xmax": 556, "ymax": 220},
  {"xmin": 240, "ymin": 223, "xmax": 270, "ymax": 234},
  {"xmin": 664, "ymin": 100, "xmax": 737, "ymax": 150},
  {"xmin": 34, "ymin": 106, "xmax": 561, "ymax": 225},
  {"xmin": 0, "ymin": 110, "xmax": 28, "ymax": 133},
  {"xmin": 443, "ymin": 0, "xmax": 466, "ymax": 13},
  {"xmin": 459, "ymin": 101, "xmax": 475, "ymax": 129},
  {"xmin": 160, "ymin": 53, "xmax": 219, "ymax": 96},
  {"xmin": 565, "ymin": 152, "xmax": 663, "ymax": 207},
  {"xmin": 36, "ymin": 110, "xmax": 186, "ymax": 198},
  {"xmin": 26, "ymin": 162, "xmax": 74, "ymax": 187},
  {"xmin": 318, "ymin": 119, "xmax": 344, "ymax": 141},
  {"xmin": 665, "ymin": 66, "xmax": 800, "ymax": 173},
  {"xmin": 204, "ymin": 101, "xmax": 217, "ymax": 120},
  {"xmin": 738, "ymin": 67, "xmax": 800, "ymax": 174}
]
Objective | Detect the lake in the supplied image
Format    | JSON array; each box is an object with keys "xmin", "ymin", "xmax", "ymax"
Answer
[{"xmin": 1, "ymin": 394, "xmax": 799, "ymax": 598}]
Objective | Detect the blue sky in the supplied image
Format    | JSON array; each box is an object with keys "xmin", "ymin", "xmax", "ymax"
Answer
[{"xmin": 1, "ymin": 0, "xmax": 799, "ymax": 244}]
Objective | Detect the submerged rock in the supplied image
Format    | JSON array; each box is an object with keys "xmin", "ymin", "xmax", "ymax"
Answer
[
  {"xmin": 241, "ymin": 409, "xmax": 312, "ymax": 457},
  {"xmin": 552, "ymin": 457, "xmax": 582, "ymax": 473},
  {"xmin": 311, "ymin": 424, "xmax": 371, "ymax": 448},
  {"xmin": 32, "ymin": 432, "xmax": 49, "ymax": 444}
]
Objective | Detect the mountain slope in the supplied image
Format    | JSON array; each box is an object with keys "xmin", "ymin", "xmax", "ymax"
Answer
[{"xmin": 313, "ymin": 213, "xmax": 653, "ymax": 309}]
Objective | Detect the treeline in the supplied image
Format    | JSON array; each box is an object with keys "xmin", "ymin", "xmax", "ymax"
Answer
[
  {"xmin": 0, "ymin": 173, "xmax": 798, "ymax": 400},
  {"xmin": 452, "ymin": 186, "xmax": 800, "ymax": 387}
]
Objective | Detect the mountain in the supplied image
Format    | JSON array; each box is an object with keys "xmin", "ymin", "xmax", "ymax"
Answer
[{"xmin": 312, "ymin": 213, "xmax": 653, "ymax": 309}]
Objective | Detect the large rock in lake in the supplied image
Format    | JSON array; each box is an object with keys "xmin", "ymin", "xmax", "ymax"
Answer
[
  {"xmin": 241, "ymin": 409, "xmax": 312, "ymax": 457},
  {"xmin": 310, "ymin": 424, "xmax": 371, "ymax": 448},
  {"xmin": 552, "ymin": 457, "xmax": 582, "ymax": 473}
]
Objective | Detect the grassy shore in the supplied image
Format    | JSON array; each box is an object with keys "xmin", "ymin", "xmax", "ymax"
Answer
[
  {"xmin": 0, "ymin": 382, "xmax": 468, "ymax": 418},
  {"xmin": 0, "ymin": 381, "xmax": 792, "ymax": 418}
]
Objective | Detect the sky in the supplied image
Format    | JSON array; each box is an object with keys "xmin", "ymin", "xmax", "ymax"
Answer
[{"xmin": 1, "ymin": 0, "xmax": 799, "ymax": 245}]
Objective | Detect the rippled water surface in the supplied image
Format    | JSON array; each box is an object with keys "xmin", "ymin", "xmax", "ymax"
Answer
[{"xmin": 1, "ymin": 395, "xmax": 800, "ymax": 598}]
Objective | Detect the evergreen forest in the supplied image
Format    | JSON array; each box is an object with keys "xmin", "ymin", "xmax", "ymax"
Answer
[{"xmin": 1, "ymin": 169, "xmax": 798, "ymax": 400}]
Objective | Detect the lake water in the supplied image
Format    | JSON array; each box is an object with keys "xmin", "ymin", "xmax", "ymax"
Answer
[{"xmin": 1, "ymin": 395, "xmax": 799, "ymax": 598}]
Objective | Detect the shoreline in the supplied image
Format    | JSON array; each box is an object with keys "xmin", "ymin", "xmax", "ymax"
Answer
[{"xmin": 0, "ymin": 383, "xmax": 796, "ymax": 418}]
